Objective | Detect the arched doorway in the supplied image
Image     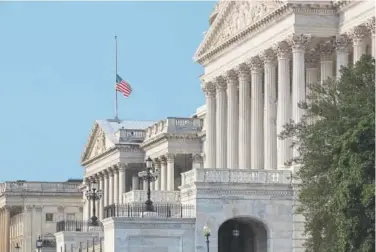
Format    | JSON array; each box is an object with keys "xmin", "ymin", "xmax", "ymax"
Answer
[{"xmin": 218, "ymin": 217, "xmax": 268, "ymax": 252}]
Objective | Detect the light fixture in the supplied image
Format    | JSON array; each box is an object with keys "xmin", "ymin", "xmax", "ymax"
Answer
[
  {"xmin": 36, "ymin": 235, "xmax": 43, "ymax": 250},
  {"xmin": 145, "ymin": 157, "xmax": 153, "ymax": 168}
]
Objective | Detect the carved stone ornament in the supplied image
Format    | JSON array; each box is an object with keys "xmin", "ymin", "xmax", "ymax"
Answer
[
  {"xmin": 165, "ymin": 153, "xmax": 175, "ymax": 162},
  {"xmin": 192, "ymin": 154, "xmax": 203, "ymax": 163},
  {"xmin": 201, "ymin": 82, "xmax": 216, "ymax": 97},
  {"xmin": 289, "ymin": 34, "xmax": 311, "ymax": 51},
  {"xmin": 210, "ymin": 1, "xmax": 282, "ymax": 49},
  {"xmin": 366, "ymin": 17, "xmax": 375, "ymax": 35},
  {"xmin": 261, "ymin": 48, "xmax": 277, "ymax": 64},
  {"xmin": 249, "ymin": 55, "xmax": 263, "ymax": 72},
  {"xmin": 94, "ymin": 129, "xmax": 106, "ymax": 156},
  {"xmin": 236, "ymin": 63, "xmax": 251, "ymax": 79},
  {"xmin": 226, "ymin": 69, "xmax": 238, "ymax": 85},
  {"xmin": 216, "ymin": 76, "xmax": 227, "ymax": 91},
  {"xmin": 348, "ymin": 25, "xmax": 370, "ymax": 40},
  {"xmin": 319, "ymin": 40, "xmax": 335, "ymax": 60},
  {"xmin": 274, "ymin": 41, "xmax": 291, "ymax": 59},
  {"xmin": 335, "ymin": 35, "xmax": 351, "ymax": 53},
  {"xmin": 305, "ymin": 49, "xmax": 320, "ymax": 68}
]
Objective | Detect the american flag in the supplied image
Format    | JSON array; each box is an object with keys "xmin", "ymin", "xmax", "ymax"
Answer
[{"xmin": 116, "ymin": 74, "xmax": 132, "ymax": 97}]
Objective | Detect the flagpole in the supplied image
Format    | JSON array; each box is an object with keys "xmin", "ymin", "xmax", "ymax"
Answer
[{"xmin": 115, "ymin": 35, "xmax": 119, "ymax": 120}]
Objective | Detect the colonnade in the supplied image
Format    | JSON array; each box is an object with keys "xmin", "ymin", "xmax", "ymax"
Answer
[
  {"xmin": 203, "ymin": 19, "xmax": 375, "ymax": 170},
  {"xmin": 84, "ymin": 153, "xmax": 204, "ymax": 220}
]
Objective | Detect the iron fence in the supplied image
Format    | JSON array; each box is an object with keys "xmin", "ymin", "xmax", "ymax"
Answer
[
  {"xmin": 104, "ymin": 203, "xmax": 195, "ymax": 218},
  {"xmin": 56, "ymin": 220, "xmax": 103, "ymax": 232},
  {"xmin": 59, "ymin": 237, "xmax": 103, "ymax": 252}
]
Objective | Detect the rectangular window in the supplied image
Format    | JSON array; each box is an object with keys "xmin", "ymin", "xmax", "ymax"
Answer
[{"xmin": 45, "ymin": 213, "xmax": 53, "ymax": 222}]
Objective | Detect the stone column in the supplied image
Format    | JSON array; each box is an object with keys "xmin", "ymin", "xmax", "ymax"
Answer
[
  {"xmin": 226, "ymin": 70, "xmax": 239, "ymax": 169},
  {"xmin": 262, "ymin": 49, "xmax": 277, "ymax": 170},
  {"xmin": 249, "ymin": 56, "xmax": 264, "ymax": 169},
  {"xmin": 98, "ymin": 174, "xmax": 104, "ymax": 219},
  {"xmin": 367, "ymin": 18, "xmax": 375, "ymax": 57},
  {"xmin": 290, "ymin": 34, "xmax": 309, "ymax": 157},
  {"xmin": 350, "ymin": 25, "xmax": 369, "ymax": 63},
  {"xmin": 86, "ymin": 181, "xmax": 91, "ymax": 220},
  {"xmin": 166, "ymin": 154, "xmax": 175, "ymax": 191},
  {"xmin": 202, "ymin": 82, "xmax": 216, "ymax": 168},
  {"xmin": 118, "ymin": 163, "xmax": 126, "ymax": 203},
  {"xmin": 154, "ymin": 159, "xmax": 161, "ymax": 191},
  {"xmin": 237, "ymin": 63, "xmax": 252, "ymax": 169},
  {"xmin": 160, "ymin": 158, "xmax": 167, "ymax": 190},
  {"xmin": 335, "ymin": 35, "xmax": 350, "ymax": 80},
  {"xmin": 108, "ymin": 169, "xmax": 114, "ymax": 205},
  {"xmin": 113, "ymin": 167, "xmax": 119, "ymax": 204},
  {"xmin": 275, "ymin": 41, "xmax": 292, "ymax": 169},
  {"xmin": 94, "ymin": 175, "xmax": 100, "ymax": 219},
  {"xmin": 319, "ymin": 40, "xmax": 334, "ymax": 83},
  {"xmin": 305, "ymin": 51, "xmax": 319, "ymax": 104},
  {"xmin": 132, "ymin": 176, "xmax": 139, "ymax": 190},
  {"xmin": 103, "ymin": 171, "xmax": 109, "ymax": 207},
  {"xmin": 82, "ymin": 180, "xmax": 89, "ymax": 220},
  {"xmin": 215, "ymin": 76, "xmax": 227, "ymax": 168}
]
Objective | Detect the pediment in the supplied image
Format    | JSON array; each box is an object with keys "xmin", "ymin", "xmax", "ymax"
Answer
[
  {"xmin": 80, "ymin": 122, "xmax": 113, "ymax": 164},
  {"xmin": 194, "ymin": 0, "xmax": 283, "ymax": 63}
]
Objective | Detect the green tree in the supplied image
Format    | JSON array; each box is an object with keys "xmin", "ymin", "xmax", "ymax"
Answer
[{"xmin": 280, "ymin": 55, "xmax": 375, "ymax": 252}]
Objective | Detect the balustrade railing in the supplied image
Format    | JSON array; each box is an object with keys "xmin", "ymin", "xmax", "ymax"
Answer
[
  {"xmin": 123, "ymin": 190, "xmax": 180, "ymax": 203},
  {"xmin": 0, "ymin": 181, "xmax": 81, "ymax": 195},
  {"xmin": 144, "ymin": 117, "xmax": 203, "ymax": 141},
  {"xmin": 104, "ymin": 203, "xmax": 195, "ymax": 219},
  {"xmin": 181, "ymin": 168, "xmax": 292, "ymax": 186}
]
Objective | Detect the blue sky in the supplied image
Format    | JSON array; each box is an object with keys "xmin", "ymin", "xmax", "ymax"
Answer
[{"xmin": 0, "ymin": 1, "xmax": 215, "ymax": 182}]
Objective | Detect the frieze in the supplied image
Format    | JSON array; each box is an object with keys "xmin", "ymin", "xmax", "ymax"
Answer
[
  {"xmin": 117, "ymin": 145, "xmax": 141, "ymax": 153},
  {"xmin": 141, "ymin": 132, "xmax": 200, "ymax": 149}
]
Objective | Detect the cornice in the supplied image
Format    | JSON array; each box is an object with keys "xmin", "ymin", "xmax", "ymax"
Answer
[
  {"xmin": 195, "ymin": 2, "xmax": 338, "ymax": 66},
  {"xmin": 81, "ymin": 146, "xmax": 117, "ymax": 166},
  {"xmin": 80, "ymin": 122, "xmax": 99, "ymax": 163}
]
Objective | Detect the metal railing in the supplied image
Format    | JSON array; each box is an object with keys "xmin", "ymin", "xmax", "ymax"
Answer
[
  {"xmin": 104, "ymin": 203, "xmax": 195, "ymax": 218},
  {"xmin": 56, "ymin": 220, "xmax": 103, "ymax": 232}
]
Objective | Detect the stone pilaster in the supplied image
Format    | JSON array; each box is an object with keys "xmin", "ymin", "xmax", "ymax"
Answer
[
  {"xmin": 160, "ymin": 157, "xmax": 167, "ymax": 191},
  {"xmin": 319, "ymin": 40, "xmax": 335, "ymax": 83},
  {"xmin": 237, "ymin": 63, "xmax": 252, "ymax": 169},
  {"xmin": 366, "ymin": 17, "xmax": 375, "ymax": 58},
  {"xmin": 103, "ymin": 171, "xmax": 109, "ymax": 207},
  {"xmin": 98, "ymin": 173, "xmax": 104, "ymax": 219},
  {"xmin": 154, "ymin": 159, "xmax": 161, "ymax": 191},
  {"xmin": 262, "ymin": 49, "xmax": 277, "ymax": 170},
  {"xmin": 215, "ymin": 76, "xmax": 227, "ymax": 168},
  {"xmin": 118, "ymin": 163, "xmax": 126, "ymax": 203},
  {"xmin": 202, "ymin": 81, "xmax": 216, "ymax": 168},
  {"xmin": 349, "ymin": 25, "xmax": 370, "ymax": 63},
  {"xmin": 166, "ymin": 153, "xmax": 175, "ymax": 191},
  {"xmin": 108, "ymin": 169, "xmax": 114, "ymax": 205},
  {"xmin": 290, "ymin": 34, "xmax": 310, "ymax": 158},
  {"xmin": 335, "ymin": 35, "xmax": 350, "ymax": 80},
  {"xmin": 249, "ymin": 56, "xmax": 264, "ymax": 170},
  {"xmin": 226, "ymin": 70, "xmax": 239, "ymax": 169},
  {"xmin": 275, "ymin": 41, "xmax": 292, "ymax": 169}
]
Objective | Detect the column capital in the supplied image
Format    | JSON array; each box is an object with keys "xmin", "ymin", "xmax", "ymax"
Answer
[
  {"xmin": 366, "ymin": 17, "xmax": 375, "ymax": 35},
  {"xmin": 160, "ymin": 156, "xmax": 167, "ymax": 165},
  {"xmin": 192, "ymin": 154, "xmax": 203, "ymax": 163},
  {"xmin": 261, "ymin": 48, "xmax": 277, "ymax": 65},
  {"xmin": 274, "ymin": 41, "xmax": 291, "ymax": 59},
  {"xmin": 319, "ymin": 40, "xmax": 335, "ymax": 60},
  {"xmin": 288, "ymin": 34, "xmax": 311, "ymax": 51},
  {"xmin": 103, "ymin": 170, "xmax": 109, "ymax": 178},
  {"xmin": 248, "ymin": 56, "xmax": 263, "ymax": 73},
  {"xmin": 118, "ymin": 163, "xmax": 127, "ymax": 171},
  {"xmin": 335, "ymin": 35, "xmax": 351, "ymax": 53},
  {"xmin": 226, "ymin": 69, "xmax": 238, "ymax": 84},
  {"xmin": 235, "ymin": 63, "xmax": 251, "ymax": 78},
  {"xmin": 215, "ymin": 76, "xmax": 227, "ymax": 91},
  {"xmin": 165, "ymin": 153, "xmax": 175, "ymax": 162},
  {"xmin": 201, "ymin": 82, "xmax": 216, "ymax": 97},
  {"xmin": 154, "ymin": 158, "xmax": 161, "ymax": 166},
  {"xmin": 348, "ymin": 25, "xmax": 370, "ymax": 41},
  {"xmin": 305, "ymin": 49, "xmax": 320, "ymax": 68}
]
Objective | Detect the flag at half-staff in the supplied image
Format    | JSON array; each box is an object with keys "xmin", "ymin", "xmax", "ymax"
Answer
[{"xmin": 116, "ymin": 74, "xmax": 132, "ymax": 97}]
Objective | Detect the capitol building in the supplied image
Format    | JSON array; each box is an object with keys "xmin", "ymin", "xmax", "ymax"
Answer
[{"xmin": 0, "ymin": 1, "xmax": 375, "ymax": 252}]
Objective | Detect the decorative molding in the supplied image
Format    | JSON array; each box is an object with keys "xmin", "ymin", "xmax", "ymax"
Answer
[
  {"xmin": 261, "ymin": 48, "xmax": 277, "ymax": 64},
  {"xmin": 305, "ymin": 49, "xmax": 320, "ymax": 68},
  {"xmin": 249, "ymin": 55, "xmax": 263, "ymax": 72},
  {"xmin": 319, "ymin": 40, "xmax": 335, "ymax": 61},
  {"xmin": 335, "ymin": 35, "xmax": 351, "ymax": 53},
  {"xmin": 114, "ymin": 222, "xmax": 195, "ymax": 230},
  {"xmin": 348, "ymin": 25, "xmax": 370, "ymax": 41},
  {"xmin": 201, "ymin": 82, "xmax": 216, "ymax": 97},
  {"xmin": 236, "ymin": 63, "xmax": 251, "ymax": 80},
  {"xmin": 216, "ymin": 76, "xmax": 227, "ymax": 91},
  {"xmin": 288, "ymin": 34, "xmax": 311, "ymax": 51},
  {"xmin": 366, "ymin": 17, "xmax": 375, "ymax": 35},
  {"xmin": 166, "ymin": 153, "xmax": 175, "ymax": 162},
  {"xmin": 274, "ymin": 41, "xmax": 291, "ymax": 59},
  {"xmin": 225, "ymin": 69, "xmax": 238, "ymax": 84}
]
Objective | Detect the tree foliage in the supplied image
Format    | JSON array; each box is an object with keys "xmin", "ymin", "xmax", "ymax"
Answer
[{"xmin": 280, "ymin": 55, "xmax": 375, "ymax": 252}]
